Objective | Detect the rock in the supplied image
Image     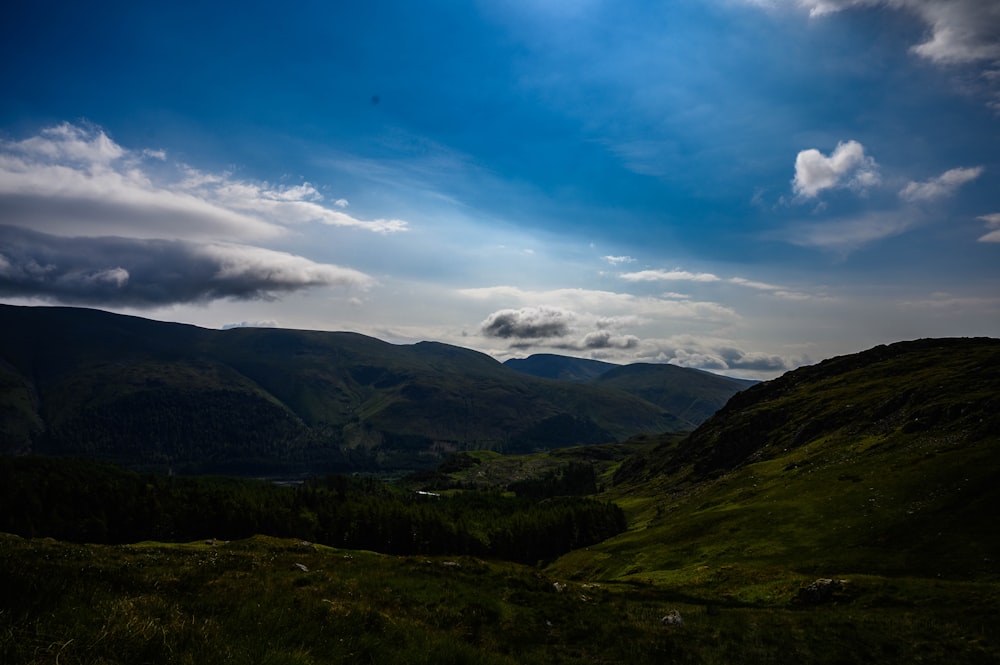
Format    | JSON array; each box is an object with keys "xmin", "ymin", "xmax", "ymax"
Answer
[
  {"xmin": 795, "ymin": 578, "xmax": 848, "ymax": 605},
  {"xmin": 661, "ymin": 610, "xmax": 684, "ymax": 626},
  {"xmin": 553, "ymin": 582, "xmax": 567, "ymax": 593}
]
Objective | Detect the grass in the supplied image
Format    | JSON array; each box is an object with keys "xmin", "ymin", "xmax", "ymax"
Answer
[{"xmin": 2, "ymin": 533, "xmax": 998, "ymax": 664}]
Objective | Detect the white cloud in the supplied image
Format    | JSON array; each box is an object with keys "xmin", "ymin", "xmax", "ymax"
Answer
[
  {"xmin": 792, "ymin": 140, "xmax": 880, "ymax": 198},
  {"xmin": 603, "ymin": 255, "xmax": 636, "ymax": 265},
  {"xmin": 619, "ymin": 269, "xmax": 722, "ymax": 283},
  {"xmin": 977, "ymin": 213, "xmax": 1000, "ymax": 242},
  {"xmin": 0, "ymin": 122, "xmax": 408, "ymax": 241},
  {"xmin": 898, "ymin": 166, "xmax": 983, "ymax": 202}
]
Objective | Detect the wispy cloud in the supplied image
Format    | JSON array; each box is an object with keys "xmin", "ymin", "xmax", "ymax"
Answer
[
  {"xmin": 458, "ymin": 285, "xmax": 739, "ymax": 323},
  {"xmin": 619, "ymin": 269, "xmax": 722, "ymax": 283},
  {"xmin": 795, "ymin": 0, "xmax": 1000, "ymax": 65},
  {"xmin": 784, "ymin": 209, "xmax": 919, "ymax": 251},
  {"xmin": 603, "ymin": 255, "xmax": 636, "ymax": 265},
  {"xmin": 618, "ymin": 268, "xmax": 817, "ymax": 300},
  {"xmin": 898, "ymin": 166, "xmax": 983, "ymax": 202},
  {"xmin": 977, "ymin": 213, "xmax": 1000, "ymax": 242},
  {"xmin": 792, "ymin": 140, "xmax": 880, "ymax": 199}
]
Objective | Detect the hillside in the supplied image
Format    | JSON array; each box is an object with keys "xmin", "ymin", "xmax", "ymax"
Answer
[
  {"xmin": 551, "ymin": 337, "xmax": 1000, "ymax": 595},
  {"xmin": 0, "ymin": 305, "xmax": 695, "ymax": 473},
  {"xmin": 506, "ymin": 354, "xmax": 753, "ymax": 427}
]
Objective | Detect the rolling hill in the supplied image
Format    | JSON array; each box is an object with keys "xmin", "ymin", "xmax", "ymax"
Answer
[{"xmin": 0, "ymin": 304, "xmax": 719, "ymax": 473}]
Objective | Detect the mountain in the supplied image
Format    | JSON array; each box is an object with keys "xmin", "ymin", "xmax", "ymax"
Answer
[
  {"xmin": 0, "ymin": 305, "xmax": 699, "ymax": 473},
  {"xmin": 552, "ymin": 337, "xmax": 1000, "ymax": 589},
  {"xmin": 506, "ymin": 353, "xmax": 754, "ymax": 428},
  {"xmin": 593, "ymin": 363, "xmax": 756, "ymax": 429},
  {"xmin": 503, "ymin": 354, "xmax": 617, "ymax": 382}
]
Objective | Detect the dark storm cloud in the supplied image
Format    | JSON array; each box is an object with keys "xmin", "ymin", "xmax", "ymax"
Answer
[{"xmin": 0, "ymin": 226, "xmax": 372, "ymax": 307}]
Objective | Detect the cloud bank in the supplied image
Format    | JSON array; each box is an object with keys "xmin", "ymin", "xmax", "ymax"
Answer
[
  {"xmin": 0, "ymin": 123, "xmax": 395, "ymax": 306},
  {"xmin": 0, "ymin": 226, "xmax": 373, "ymax": 307}
]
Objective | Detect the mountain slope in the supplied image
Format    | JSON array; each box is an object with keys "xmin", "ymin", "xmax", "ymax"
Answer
[
  {"xmin": 552, "ymin": 337, "xmax": 1000, "ymax": 590},
  {"xmin": 594, "ymin": 362, "xmax": 754, "ymax": 428},
  {"xmin": 0, "ymin": 305, "xmax": 686, "ymax": 472},
  {"xmin": 506, "ymin": 353, "xmax": 753, "ymax": 428}
]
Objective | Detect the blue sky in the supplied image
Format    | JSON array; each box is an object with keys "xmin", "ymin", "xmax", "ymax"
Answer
[{"xmin": 1, "ymin": 0, "xmax": 998, "ymax": 378}]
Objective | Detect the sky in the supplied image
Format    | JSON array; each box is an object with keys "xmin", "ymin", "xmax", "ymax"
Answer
[{"xmin": 1, "ymin": 0, "xmax": 998, "ymax": 379}]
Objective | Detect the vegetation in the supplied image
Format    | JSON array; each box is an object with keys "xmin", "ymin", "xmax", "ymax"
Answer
[
  {"xmin": 2, "ymin": 335, "xmax": 998, "ymax": 662},
  {"xmin": 548, "ymin": 338, "xmax": 1000, "ymax": 621},
  {"xmin": 0, "ymin": 304, "xmax": 726, "ymax": 472},
  {"xmin": 0, "ymin": 457, "xmax": 625, "ymax": 565},
  {"xmin": 505, "ymin": 354, "xmax": 755, "ymax": 428},
  {"xmin": 2, "ymin": 534, "xmax": 997, "ymax": 664}
]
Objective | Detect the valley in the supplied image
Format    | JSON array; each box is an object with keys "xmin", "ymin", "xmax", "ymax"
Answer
[{"xmin": 1, "ymin": 307, "xmax": 998, "ymax": 663}]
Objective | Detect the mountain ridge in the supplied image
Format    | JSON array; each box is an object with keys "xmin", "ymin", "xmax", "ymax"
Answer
[{"xmin": 0, "ymin": 304, "xmax": 735, "ymax": 472}]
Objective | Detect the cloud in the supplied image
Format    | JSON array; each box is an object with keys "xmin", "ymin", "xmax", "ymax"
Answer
[
  {"xmin": 578, "ymin": 330, "xmax": 640, "ymax": 350},
  {"xmin": 898, "ymin": 166, "xmax": 983, "ymax": 202},
  {"xmin": 619, "ymin": 269, "xmax": 816, "ymax": 300},
  {"xmin": 459, "ymin": 285, "xmax": 739, "ymax": 323},
  {"xmin": 644, "ymin": 335, "xmax": 799, "ymax": 373},
  {"xmin": 222, "ymin": 320, "xmax": 280, "ymax": 329},
  {"xmin": 795, "ymin": 0, "xmax": 1000, "ymax": 65},
  {"xmin": 0, "ymin": 122, "xmax": 407, "ymax": 240},
  {"xmin": 603, "ymin": 255, "xmax": 636, "ymax": 265},
  {"xmin": 619, "ymin": 269, "xmax": 722, "ymax": 283},
  {"xmin": 792, "ymin": 140, "xmax": 880, "ymax": 198},
  {"xmin": 0, "ymin": 226, "xmax": 373, "ymax": 307},
  {"xmin": 0, "ymin": 122, "xmax": 400, "ymax": 308},
  {"xmin": 784, "ymin": 210, "xmax": 919, "ymax": 251},
  {"xmin": 978, "ymin": 213, "xmax": 1000, "ymax": 242},
  {"xmin": 480, "ymin": 306, "xmax": 575, "ymax": 339}
]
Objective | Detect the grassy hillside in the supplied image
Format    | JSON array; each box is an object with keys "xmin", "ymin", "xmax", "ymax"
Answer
[
  {"xmin": 0, "ymin": 305, "xmax": 691, "ymax": 472},
  {"xmin": 550, "ymin": 338, "xmax": 1000, "ymax": 597}
]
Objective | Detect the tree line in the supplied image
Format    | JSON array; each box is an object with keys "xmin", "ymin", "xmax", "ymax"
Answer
[{"xmin": 0, "ymin": 456, "xmax": 625, "ymax": 564}]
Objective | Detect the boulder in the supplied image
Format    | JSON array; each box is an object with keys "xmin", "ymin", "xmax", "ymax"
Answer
[{"xmin": 795, "ymin": 578, "xmax": 848, "ymax": 605}]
